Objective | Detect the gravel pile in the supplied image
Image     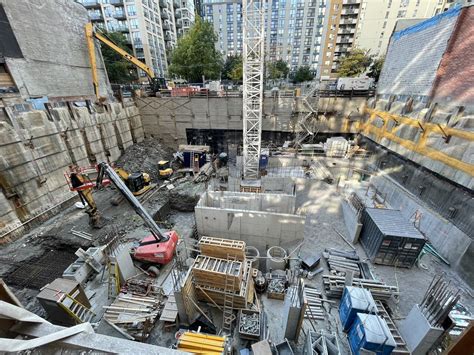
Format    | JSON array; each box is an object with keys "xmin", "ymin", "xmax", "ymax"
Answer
[{"xmin": 116, "ymin": 139, "xmax": 171, "ymax": 180}]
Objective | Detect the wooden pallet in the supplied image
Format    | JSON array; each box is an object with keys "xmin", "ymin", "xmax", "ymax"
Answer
[
  {"xmin": 198, "ymin": 236, "xmax": 246, "ymax": 261},
  {"xmin": 192, "ymin": 255, "xmax": 243, "ymax": 292},
  {"xmin": 375, "ymin": 301, "xmax": 410, "ymax": 354}
]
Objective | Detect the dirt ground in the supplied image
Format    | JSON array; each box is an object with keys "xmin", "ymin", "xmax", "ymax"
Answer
[{"xmin": 0, "ymin": 152, "xmax": 472, "ymax": 354}]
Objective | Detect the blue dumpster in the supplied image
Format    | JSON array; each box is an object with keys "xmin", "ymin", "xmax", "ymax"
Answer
[
  {"xmin": 339, "ymin": 286, "xmax": 377, "ymax": 331},
  {"xmin": 348, "ymin": 313, "xmax": 396, "ymax": 355}
]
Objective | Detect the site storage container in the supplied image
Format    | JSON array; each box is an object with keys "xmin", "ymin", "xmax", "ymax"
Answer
[
  {"xmin": 339, "ymin": 286, "xmax": 377, "ymax": 331},
  {"xmin": 360, "ymin": 208, "xmax": 425, "ymax": 268},
  {"xmin": 348, "ymin": 313, "xmax": 396, "ymax": 355}
]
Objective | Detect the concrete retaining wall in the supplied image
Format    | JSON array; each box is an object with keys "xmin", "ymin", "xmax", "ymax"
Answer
[
  {"xmin": 0, "ymin": 103, "xmax": 144, "ymax": 242},
  {"xmin": 136, "ymin": 96, "xmax": 366, "ymax": 149},
  {"xmin": 195, "ymin": 191, "xmax": 305, "ymax": 254},
  {"xmin": 371, "ymin": 175, "xmax": 472, "ymax": 287}
]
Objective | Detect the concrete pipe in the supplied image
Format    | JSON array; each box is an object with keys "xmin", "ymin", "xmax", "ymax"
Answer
[
  {"xmin": 266, "ymin": 246, "xmax": 287, "ymax": 271},
  {"xmin": 245, "ymin": 246, "xmax": 260, "ymax": 269}
]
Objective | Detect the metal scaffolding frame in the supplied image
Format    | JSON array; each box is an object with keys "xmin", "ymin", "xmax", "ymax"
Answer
[{"xmin": 242, "ymin": 0, "xmax": 265, "ymax": 180}]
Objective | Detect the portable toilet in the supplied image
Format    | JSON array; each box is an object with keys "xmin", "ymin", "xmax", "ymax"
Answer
[
  {"xmin": 348, "ymin": 313, "xmax": 396, "ymax": 355},
  {"xmin": 339, "ymin": 286, "xmax": 377, "ymax": 331}
]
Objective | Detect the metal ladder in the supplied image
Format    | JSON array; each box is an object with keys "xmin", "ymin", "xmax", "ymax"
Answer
[
  {"xmin": 58, "ymin": 292, "xmax": 95, "ymax": 324},
  {"xmin": 222, "ymin": 255, "xmax": 236, "ymax": 335},
  {"xmin": 294, "ymin": 80, "xmax": 322, "ymax": 148}
]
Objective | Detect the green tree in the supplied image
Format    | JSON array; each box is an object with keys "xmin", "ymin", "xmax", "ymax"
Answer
[
  {"xmin": 267, "ymin": 59, "xmax": 289, "ymax": 80},
  {"xmin": 169, "ymin": 16, "xmax": 223, "ymax": 83},
  {"xmin": 222, "ymin": 54, "xmax": 242, "ymax": 80},
  {"xmin": 292, "ymin": 66, "xmax": 314, "ymax": 83},
  {"xmin": 368, "ymin": 56, "xmax": 385, "ymax": 82},
  {"xmin": 100, "ymin": 32, "xmax": 137, "ymax": 83},
  {"xmin": 337, "ymin": 48, "xmax": 372, "ymax": 77},
  {"xmin": 229, "ymin": 56, "xmax": 243, "ymax": 82}
]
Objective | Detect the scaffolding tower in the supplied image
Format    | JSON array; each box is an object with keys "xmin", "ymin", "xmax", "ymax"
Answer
[{"xmin": 242, "ymin": 0, "xmax": 265, "ymax": 180}]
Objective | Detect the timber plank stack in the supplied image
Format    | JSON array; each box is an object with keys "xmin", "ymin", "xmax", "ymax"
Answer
[
  {"xmin": 199, "ymin": 236, "xmax": 246, "ymax": 261},
  {"xmin": 192, "ymin": 255, "xmax": 243, "ymax": 292},
  {"xmin": 103, "ymin": 293, "xmax": 163, "ymax": 340},
  {"xmin": 322, "ymin": 275, "xmax": 399, "ymax": 300}
]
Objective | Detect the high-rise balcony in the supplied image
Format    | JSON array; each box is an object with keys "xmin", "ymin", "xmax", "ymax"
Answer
[
  {"xmin": 82, "ymin": 1, "xmax": 100, "ymax": 8},
  {"xmin": 336, "ymin": 36, "xmax": 353, "ymax": 44},
  {"xmin": 110, "ymin": 0, "xmax": 124, "ymax": 5},
  {"xmin": 114, "ymin": 11, "xmax": 126, "ymax": 19},
  {"xmin": 164, "ymin": 31, "xmax": 172, "ymax": 41},
  {"xmin": 89, "ymin": 13, "xmax": 103, "ymax": 21},
  {"xmin": 341, "ymin": 8, "xmax": 359, "ymax": 15},
  {"xmin": 161, "ymin": 9, "xmax": 170, "ymax": 19},
  {"xmin": 342, "ymin": 0, "xmax": 361, "ymax": 4},
  {"xmin": 176, "ymin": 18, "xmax": 182, "ymax": 28},
  {"xmin": 163, "ymin": 20, "xmax": 171, "ymax": 30},
  {"xmin": 338, "ymin": 28, "xmax": 356, "ymax": 35},
  {"xmin": 339, "ymin": 18, "xmax": 357, "ymax": 25},
  {"xmin": 159, "ymin": 0, "xmax": 167, "ymax": 7}
]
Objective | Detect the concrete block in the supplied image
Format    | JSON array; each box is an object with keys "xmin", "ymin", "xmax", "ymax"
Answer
[{"xmin": 399, "ymin": 304, "xmax": 444, "ymax": 355}]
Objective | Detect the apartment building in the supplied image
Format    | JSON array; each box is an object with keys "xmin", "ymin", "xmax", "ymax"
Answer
[
  {"xmin": 202, "ymin": 0, "xmax": 331, "ymax": 76},
  {"xmin": 319, "ymin": 0, "xmax": 362, "ymax": 78},
  {"xmin": 355, "ymin": 0, "xmax": 449, "ymax": 58},
  {"xmin": 76, "ymin": 0, "xmax": 194, "ymax": 81}
]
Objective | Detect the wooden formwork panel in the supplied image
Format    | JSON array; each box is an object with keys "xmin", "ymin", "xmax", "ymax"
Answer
[
  {"xmin": 192, "ymin": 255, "xmax": 243, "ymax": 292},
  {"xmin": 198, "ymin": 236, "xmax": 246, "ymax": 261},
  {"xmin": 195, "ymin": 260, "xmax": 254, "ymax": 309}
]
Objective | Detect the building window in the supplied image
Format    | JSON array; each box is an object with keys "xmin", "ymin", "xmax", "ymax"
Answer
[{"xmin": 397, "ymin": 10, "xmax": 407, "ymax": 18}]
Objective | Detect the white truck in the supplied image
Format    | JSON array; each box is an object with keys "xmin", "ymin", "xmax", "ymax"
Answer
[{"xmin": 336, "ymin": 77, "xmax": 374, "ymax": 91}]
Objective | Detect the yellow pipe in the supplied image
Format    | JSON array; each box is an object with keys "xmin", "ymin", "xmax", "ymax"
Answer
[{"xmin": 85, "ymin": 23, "xmax": 99, "ymax": 98}]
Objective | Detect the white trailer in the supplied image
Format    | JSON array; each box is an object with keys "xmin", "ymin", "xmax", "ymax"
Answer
[{"xmin": 336, "ymin": 77, "xmax": 373, "ymax": 91}]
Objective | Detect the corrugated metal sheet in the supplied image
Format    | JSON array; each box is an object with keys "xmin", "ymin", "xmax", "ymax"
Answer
[{"xmin": 365, "ymin": 208, "xmax": 424, "ymax": 240}]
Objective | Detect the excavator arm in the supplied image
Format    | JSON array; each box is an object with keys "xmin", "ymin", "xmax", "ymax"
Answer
[
  {"xmin": 85, "ymin": 23, "xmax": 161, "ymax": 98},
  {"xmin": 96, "ymin": 162, "xmax": 168, "ymax": 243}
]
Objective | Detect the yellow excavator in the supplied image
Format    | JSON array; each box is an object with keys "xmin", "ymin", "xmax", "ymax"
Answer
[
  {"xmin": 114, "ymin": 167, "xmax": 153, "ymax": 196},
  {"xmin": 158, "ymin": 160, "xmax": 173, "ymax": 179},
  {"xmin": 85, "ymin": 22, "xmax": 166, "ymax": 98}
]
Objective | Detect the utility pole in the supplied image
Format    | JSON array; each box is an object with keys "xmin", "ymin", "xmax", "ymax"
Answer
[{"xmin": 242, "ymin": 0, "xmax": 265, "ymax": 181}]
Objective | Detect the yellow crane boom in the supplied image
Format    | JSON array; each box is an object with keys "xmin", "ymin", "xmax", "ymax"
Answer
[{"xmin": 85, "ymin": 22, "xmax": 162, "ymax": 98}]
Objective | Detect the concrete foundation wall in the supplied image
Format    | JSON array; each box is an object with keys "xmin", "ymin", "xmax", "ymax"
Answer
[
  {"xmin": 371, "ymin": 175, "xmax": 473, "ymax": 287},
  {"xmin": 199, "ymin": 191, "xmax": 296, "ymax": 215},
  {"xmin": 0, "ymin": 103, "xmax": 144, "ymax": 242},
  {"xmin": 195, "ymin": 191, "xmax": 305, "ymax": 254},
  {"xmin": 1, "ymin": 0, "xmax": 111, "ymax": 99},
  {"xmin": 136, "ymin": 96, "xmax": 366, "ymax": 149}
]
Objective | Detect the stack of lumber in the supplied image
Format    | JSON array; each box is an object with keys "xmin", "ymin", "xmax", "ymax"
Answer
[
  {"xmin": 177, "ymin": 331, "xmax": 226, "ymax": 354},
  {"xmin": 322, "ymin": 275, "xmax": 399, "ymax": 300},
  {"xmin": 195, "ymin": 260, "xmax": 254, "ymax": 309},
  {"xmin": 103, "ymin": 293, "xmax": 163, "ymax": 340},
  {"xmin": 192, "ymin": 255, "xmax": 243, "ymax": 292},
  {"xmin": 198, "ymin": 236, "xmax": 246, "ymax": 261},
  {"xmin": 323, "ymin": 248, "xmax": 361, "ymax": 277},
  {"xmin": 304, "ymin": 287, "xmax": 325, "ymax": 320}
]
